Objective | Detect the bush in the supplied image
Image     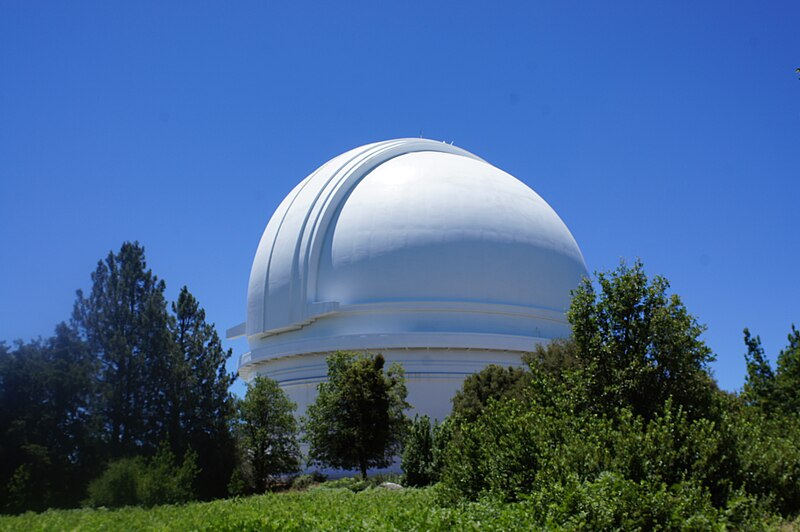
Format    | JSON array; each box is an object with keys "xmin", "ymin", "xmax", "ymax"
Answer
[
  {"xmin": 86, "ymin": 445, "xmax": 199, "ymax": 508},
  {"xmin": 290, "ymin": 472, "xmax": 327, "ymax": 491},
  {"xmin": 440, "ymin": 346, "xmax": 800, "ymax": 524},
  {"xmin": 137, "ymin": 447, "xmax": 199, "ymax": 506},
  {"xmin": 86, "ymin": 457, "xmax": 142, "ymax": 508},
  {"xmin": 544, "ymin": 473, "xmax": 725, "ymax": 530},
  {"xmin": 402, "ymin": 415, "xmax": 435, "ymax": 487},
  {"xmin": 312, "ymin": 477, "xmax": 373, "ymax": 493}
]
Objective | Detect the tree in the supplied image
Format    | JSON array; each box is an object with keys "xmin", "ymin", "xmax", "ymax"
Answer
[
  {"xmin": 0, "ymin": 324, "xmax": 97, "ymax": 512},
  {"xmin": 568, "ymin": 260, "xmax": 715, "ymax": 419},
  {"xmin": 741, "ymin": 324, "xmax": 800, "ymax": 416},
  {"xmin": 237, "ymin": 377, "xmax": 300, "ymax": 492},
  {"xmin": 72, "ymin": 242, "xmax": 173, "ymax": 457},
  {"xmin": 742, "ymin": 328, "xmax": 777, "ymax": 411},
  {"xmin": 303, "ymin": 352, "xmax": 409, "ymax": 479},
  {"xmin": 451, "ymin": 364, "xmax": 531, "ymax": 422},
  {"xmin": 169, "ymin": 287, "xmax": 236, "ymax": 499},
  {"xmin": 401, "ymin": 415, "xmax": 435, "ymax": 487},
  {"xmin": 775, "ymin": 324, "xmax": 800, "ymax": 414}
]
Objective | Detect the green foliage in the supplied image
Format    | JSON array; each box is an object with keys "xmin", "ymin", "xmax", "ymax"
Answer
[
  {"xmin": 401, "ymin": 415, "xmax": 435, "ymax": 487},
  {"xmin": 0, "ymin": 325, "xmax": 97, "ymax": 512},
  {"xmin": 312, "ymin": 476, "xmax": 373, "ymax": 493},
  {"xmin": 527, "ymin": 472, "xmax": 729, "ymax": 530},
  {"xmin": 568, "ymin": 259, "xmax": 715, "ymax": 420},
  {"xmin": 73, "ymin": 242, "xmax": 173, "ymax": 458},
  {"xmin": 440, "ymin": 367, "xmax": 792, "ymax": 525},
  {"xmin": 0, "ymin": 486, "xmax": 788, "ymax": 531},
  {"xmin": 430, "ymin": 418, "xmax": 452, "ymax": 482},
  {"xmin": 168, "ymin": 287, "xmax": 237, "ymax": 500},
  {"xmin": 741, "ymin": 324, "xmax": 800, "ymax": 419},
  {"xmin": 226, "ymin": 468, "xmax": 247, "ymax": 497},
  {"xmin": 439, "ymin": 262, "xmax": 800, "ymax": 524},
  {"xmin": 1, "ymin": 243, "xmax": 234, "ymax": 512},
  {"xmin": 303, "ymin": 352, "xmax": 410, "ymax": 479},
  {"xmin": 776, "ymin": 325, "xmax": 800, "ymax": 413},
  {"xmin": 730, "ymin": 408, "xmax": 800, "ymax": 516},
  {"xmin": 451, "ymin": 364, "xmax": 530, "ymax": 422},
  {"xmin": 86, "ymin": 457, "xmax": 142, "ymax": 508},
  {"xmin": 136, "ymin": 445, "xmax": 199, "ymax": 507},
  {"xmin": 289, "ymin": 472, "xmax": 326, "ymax": 491},
  {"xmin": 70, "ymin": 243, "xmax": 235, "ymax": 501},
  {"xmin": 235, "ymin": 376, "xmax": 301, "ymax": 493},
  {"xmin": 86, "ymin": 444, "xmax": 198, "ymax": 508},
  {"xmin": 742, "ymin": 328, "xmax": 777, "ymax": 411}
]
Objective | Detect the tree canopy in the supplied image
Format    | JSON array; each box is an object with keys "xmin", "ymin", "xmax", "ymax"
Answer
[
  {"xmin": 0, "ymin": 325, "xmax": 97, "ymax": 512},
  {"xmin": 451, "ymin": 364, "xmax": 530, "ymax": 422},
  {"xmin": 743, "ymin": 324, "xmax": 800, "ymax": 416},
  {"xmin": 568, "ymin": 259, "xmax": 715, "ymax": 419},
  {"xmin": 303, "ymin": 352, "xmax": 409, "ymax": 479},
  {"xmin": 72, "ymin": 242, "xmax": 173, "ymax": 457},
  {"xmin": 1, "ymin": 241, "xmax": 237, "ymax": 512},
  {"xmin": 236, "ymin": 376, "xmax": 300, "ymax": 492}
]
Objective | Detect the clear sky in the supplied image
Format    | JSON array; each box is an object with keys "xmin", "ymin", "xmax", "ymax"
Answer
[{"xmin": 1, "ymin": 1, "xmax": 798, "ymax": 395}]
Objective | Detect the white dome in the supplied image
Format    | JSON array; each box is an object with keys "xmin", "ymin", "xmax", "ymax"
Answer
[{"xmin": 232, "ymin": 138, "xmax": 587, "ymax": 431}]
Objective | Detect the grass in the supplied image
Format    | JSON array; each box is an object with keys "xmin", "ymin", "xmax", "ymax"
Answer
[
  {"xmin": 0, "ymin": 487, "xmax": 545, "ymax": 531},
  {"xmin": 3, "ymin": 486, "xmax": 798, "ymax": 531}
]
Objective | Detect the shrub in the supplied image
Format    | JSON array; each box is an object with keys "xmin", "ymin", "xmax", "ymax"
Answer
[
  {"xmin": 86, "ymin": 445, "xmax": 199, "ymax": 508},
  {"xmin": 86, "ymin": 457, "xmax": 142, "ymax": 508},
  {"xmin": 290, "ymin": 472, "xmax": 326, "ymax": 491},
  {"xmin": 312, "ymin": 477, "xmax": 372, "ymax": 493},
  {"xmin": 545, "ymin": 473, "xmax": 725, "ymax": 530},
  {"xmin": 137, "ymin": 447, "xmax": 199, "ymax": 506}
]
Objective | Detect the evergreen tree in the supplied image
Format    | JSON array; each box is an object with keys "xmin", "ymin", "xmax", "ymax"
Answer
[
  {"xmin": 72, "ymin": 242, "xmax": 173, "ymax": 457},
  {"xmin": 775, "ymin": 325, "xmax": 800, "ymax": 414},
  {"xmin": 169, "ymin": 287, "xmax": 236, "ymax": 499},
  {"xmin": 236, "ymin": 377, "xmax": 300, "ymax": 492},
  {"xmin": 742, "ymin": 328, "xmax": 777, "ymax": 411},
  {"xmin": 304, "ymin": 352, "xmax": 409, "ymax": 479},
  {"xmin": 742, "ymin": 324, "xmax": 800, "ymax": 416}
]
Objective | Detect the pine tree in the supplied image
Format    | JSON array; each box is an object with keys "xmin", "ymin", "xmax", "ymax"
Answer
[
  {"xmin": 742, "ymin": 328, "xmax": 777, "ymax": 411},
  {"xmin": 169, "ymin": 286, "xmax": 236, "ymax": 499},
  {"xmin": 775, "ymin": 325, "xmax": 800, "ymax": 414},
  {"xmin": 72, "ymin": 242, "xmax": 173, "ymax": 457}
]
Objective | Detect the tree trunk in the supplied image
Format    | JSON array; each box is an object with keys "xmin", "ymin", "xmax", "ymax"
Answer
[{"xmin": 359, "ymin": 458, "xmax": 367, "ymax": 481}]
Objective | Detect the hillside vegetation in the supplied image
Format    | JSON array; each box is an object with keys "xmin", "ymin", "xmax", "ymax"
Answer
[
  {"xmin": 0, "ymin": 487, "xmax": 545, "ymax": 531},
  {"xmin": 2, "ymin": 485, "xmax": 797, "ymax": 531}
]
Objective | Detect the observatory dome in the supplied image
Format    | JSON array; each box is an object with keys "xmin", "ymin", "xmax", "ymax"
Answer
[{"xmin": 231, "ymin": 138, "xmax": 587, "ymax": 424}]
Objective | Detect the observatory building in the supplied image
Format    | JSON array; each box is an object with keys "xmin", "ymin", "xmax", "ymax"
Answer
[{"xmin": 228, "ymin": 138, "xmax": 587, "ymax": 423}]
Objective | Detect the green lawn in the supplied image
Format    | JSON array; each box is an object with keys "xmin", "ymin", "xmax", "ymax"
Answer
[{"xmin": 0, "ymin": 487, "xmax": 540, "ymax": 531}]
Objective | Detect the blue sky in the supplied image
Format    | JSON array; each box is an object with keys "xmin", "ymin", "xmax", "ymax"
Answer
[{"xmin": 1, "ymin": 1, "xmax": 798, "ymax": 395}]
